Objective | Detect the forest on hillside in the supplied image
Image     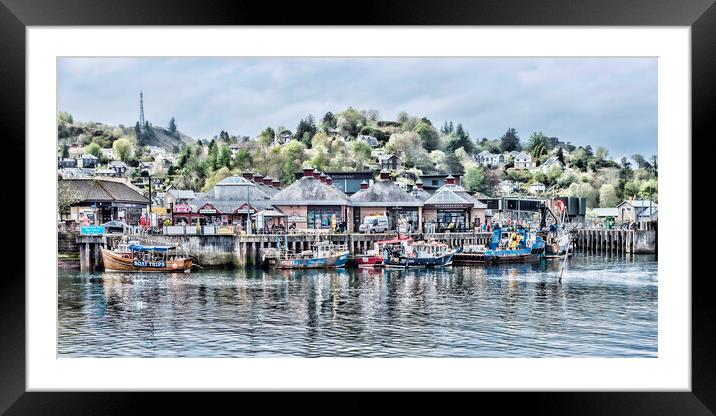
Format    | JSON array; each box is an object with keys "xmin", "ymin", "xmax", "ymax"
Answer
[{"xmin": 57, "ymin": 107, "xmax": 658, "ymax": 208}]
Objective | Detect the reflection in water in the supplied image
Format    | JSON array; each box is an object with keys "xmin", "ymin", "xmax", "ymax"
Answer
[{"xmin": 58, "ymin": 254, "xmax": 657, "ymax": 357}]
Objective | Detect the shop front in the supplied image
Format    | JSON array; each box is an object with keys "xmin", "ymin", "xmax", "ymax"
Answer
[
  {"xmin": 307, "ymin": 206, "xmax": 344, "ymax": 230},
  {"xmin": 423, "ymin": 203, "xmax": 473, "ymax": 233},
  {"xmin": 172, "ymin": 203, "xmax": 193, "ymax": 225}
]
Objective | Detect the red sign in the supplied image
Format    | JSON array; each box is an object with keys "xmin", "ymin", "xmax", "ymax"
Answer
[
  {"xmin": 174, "ymin": 204, "xmax": 192, "ymax": 213},
  {"xmin": 555, "ymin": 200, "xmax": 565, "ymax": 212}
]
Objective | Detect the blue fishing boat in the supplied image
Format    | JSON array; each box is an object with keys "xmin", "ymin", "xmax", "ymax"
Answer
[
  {"xmin": 274, "ymin": 241, "xmax": 349, "ymax": 269},
  {"xmin": 482, "ymin": 227, "xmax": 545, "ymax": 264}
]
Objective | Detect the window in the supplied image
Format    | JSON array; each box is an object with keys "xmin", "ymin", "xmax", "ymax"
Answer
[{"xmin": 307, "ymin": 206, "xmax": 342, "ymax": 229}]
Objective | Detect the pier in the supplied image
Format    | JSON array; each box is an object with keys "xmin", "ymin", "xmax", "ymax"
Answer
[
  {"xmin": 72, "ymin": 225, "xmax": 657, "ymax": 271},
  {"xmin": 573, "ymin": 226, "xmax": 657, "ymax": 255},
  {"xmin": 118, "ymin": 232, "xmax": 494, "ymax": 267}
]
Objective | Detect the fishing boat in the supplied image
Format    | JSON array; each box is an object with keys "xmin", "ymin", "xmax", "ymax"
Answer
[
  {"xmin": 452, "ymin": 244, "xmax": 489, "ymax": 265},
  {"xmin": 101, "ymin": 242, "xmax": 192, "ymax": 272},
  {"xmin": 482, "ymin": 227, "xmax": 545, "ymax": 264},
  {"xmin": 274, "ymin": 241, "xmax": 349, "ymax": 269},
  {"xmin": 354, "ymin": 235, "xmax": 413, "ymax": 268},
  {"xmin": 383, "ymin": 239, "xmax": 457, "ymax": 269}
]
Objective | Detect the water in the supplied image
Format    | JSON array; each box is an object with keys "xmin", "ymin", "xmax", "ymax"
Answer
[{"xmin": 58, "ymin": 254, "xmax": 657, "ymax": 357}]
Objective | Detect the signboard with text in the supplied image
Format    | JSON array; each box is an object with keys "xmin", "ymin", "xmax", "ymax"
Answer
[
  {"xmin": 173, "ymin": 204, "xmax": 192, "ymax": 213},
  {"xmin": 80, "ymin": 225, "xmax": 105, "ymax": 235}
]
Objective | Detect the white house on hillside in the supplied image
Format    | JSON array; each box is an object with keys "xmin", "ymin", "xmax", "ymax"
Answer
[
  {"xmin": 513, "ymin": 152, "xmax": 533, "ymax": 169},
  {"xmin": 475, "ymin": 150, "xmax": 505, "ymax": 167},
  {"xmin": 498, "ymin": 180, "xmax": 518, "ymax": 195},
  {"xmin": 529, "ymin": 182, "xmax": 546, "ymax": 194},
  {"xmin": 540, "ymin": 156, "xmax": 564, "ymax": 174}
]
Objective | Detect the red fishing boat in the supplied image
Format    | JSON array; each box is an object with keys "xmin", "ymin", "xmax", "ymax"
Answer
[{"xmin": 354, "ymin": 235, "xmax": 413, "ymax": 268}]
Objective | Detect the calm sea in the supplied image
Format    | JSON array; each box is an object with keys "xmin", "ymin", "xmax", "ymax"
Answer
[{"xmin": 58, "ymin": 253, "xmax": 657, "ymax": 357}]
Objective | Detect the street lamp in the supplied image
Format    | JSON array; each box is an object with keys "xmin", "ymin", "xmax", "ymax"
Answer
[{"xmin": 141, "ymin": 168, "xmax": 152, "ymax": 233}]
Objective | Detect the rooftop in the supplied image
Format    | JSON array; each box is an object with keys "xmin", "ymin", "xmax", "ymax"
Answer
[
  {"xmin": 60, "ymin": 178, "xmax": 149, "ymax": 204},
  {"xmin": 350, "ymin": 180, "xmax": 422, "ymax": 207},
  {"xmin": 270, "ymin": 176, "xmax": 350, "ymax": 206}
]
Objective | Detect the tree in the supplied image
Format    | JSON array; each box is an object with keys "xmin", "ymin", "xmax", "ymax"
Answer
[
  {"xmin": 336, "ymin": 107, "xmax": 366, "ymax": 138},
  {"xmin": 295, "ymin": 114, "xmax": 318, "ymax": 146},
  {"xmin": 599, "ymin": 183, "xmax": 620, "ymax": 207},
  {"xmin": 556, "ymin": 147, "xmax": 565, "ymax": 165},
  {"xmin": 112, "ymin": 138, "xmax": 132, "ymax": 162},
  {"xmin": 59, "ymin": 143, "xmax": 69, "ymax": 158},
  {"xmin": 448, "ymin": 123, "xmax": 475, "ymax": 154},
  {"xmin": 351, "ymin": 140, "xmax": 373, "ymax": 168},
  {"xmin": 463, "ymin": 166, "xmax": 486, "ymax": 192},
  {"xmin": 168, "ymin": 117, "xmax": 177, "ymax": 137},
  {"xmin": 650, "ymin": 155, "xmax": 658, "ymax": 176},
  {"xmin": 85, "ymin": 142, "xmax": 101, "ymax": 158},
  {"xmin": 414, "ymin": 122, "xmax": 440, "ymax": 152},
  {"xmin": 218, "ymin": 145, "xmax": 232, "ymax": 169},
  {"xmin": 385, "ymin": 132, "xmax": 429, "ymax": 169},
  {"xmin": 322, "ymin": 112, "xmax": 337, "ymax": 130},
  {"xmin": 234, "ymin": 149, "xmax": 252, "ymax": 171},
  {"xmin": 500, "ymin": 128, "xmax": 521, "ymax": 152},
  {"xmin": 526, "ymin": 132, "xmax": 549, "ymax": 156},
  {"xmin": 397, "ymin": 111, "xmax": 410, "ymax": 124},
  {"xmin": 57, "ymin": 181, "xmax": 82, "ymax": 216},
  {"xmin": 443, "ymin": 152, "xmax": 465, "ymax": 175},
  {"xmin": 619, "ymin": 157, "xmax": 633, "ymax": 182}
]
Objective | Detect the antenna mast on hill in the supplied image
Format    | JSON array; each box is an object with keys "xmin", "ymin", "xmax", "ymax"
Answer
[{"xmin": 139, "ymin": 90, "xmax": 145, "ymax": 126}]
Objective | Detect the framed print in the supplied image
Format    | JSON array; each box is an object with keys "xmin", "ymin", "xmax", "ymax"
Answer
[{"xmin": 2, "ymin": 0, "xmax": 713, "ymax": 413}]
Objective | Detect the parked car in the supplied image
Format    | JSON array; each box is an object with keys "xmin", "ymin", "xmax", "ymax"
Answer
[
  {"xmin": 358, "ymin": 215, "xmax": 390, "ymax": 233},
  {"xmin": 101, "ymin": 220, "xmax": 128, "ymax": 233}
]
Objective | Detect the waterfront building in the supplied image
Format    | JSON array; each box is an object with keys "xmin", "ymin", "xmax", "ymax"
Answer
[
  {"xmin": 411, "ymin": 179, "xmax": 433, "ymax": 202},
  {"xmin": 296, "ymin": 170, "xmax": 374, "ymax": 195},
  {"xmin": 349, "ymin": 170, "xmax": 423, "ymax": 232},
  {"xmin": 422, "ymin": 175, "xmax": 487, "ymax": 232},
  {"xmin": 186, "ymin": 176, "xmax": 272, "ymax": 226},
  {"xmin": 617, "ymin": 199, "xmax": 658, "ymax": 223},
  {"xmin": 270, "ymin": 167, "xmax": 351, "ymax": 230},
  {"xmin": 58, "ymin": 178, "xmax": 149, "ymax": 225}
]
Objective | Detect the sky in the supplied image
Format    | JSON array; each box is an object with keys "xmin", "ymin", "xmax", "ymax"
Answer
[{"xmin": 58, "ymin": 57, "xmax": 657, "ymax": 158}]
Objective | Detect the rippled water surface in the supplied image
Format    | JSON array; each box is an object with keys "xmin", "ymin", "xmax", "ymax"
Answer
[{"xmin": 58, "ymin": 254, "xmax": 657, "ymax": 357}]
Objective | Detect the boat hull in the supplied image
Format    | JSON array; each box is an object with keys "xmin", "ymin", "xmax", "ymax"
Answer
[
  {"xmin": 384, "ymin": 251, "xmax": 456, "ymax": 268},
  {"xmin": 101, "ymin": 248, "xmax": 192, "ymax": 272},
  {"xmin": 275, "ymin": 251, "xmax": 350, "ymax": 269},
  {"xmin": 354, "ymin": 255, "xmax": 383, "ymax": 268},
  {"xmin": 483, "ymin": 248, "xmax": 543, "ymax": 264}
]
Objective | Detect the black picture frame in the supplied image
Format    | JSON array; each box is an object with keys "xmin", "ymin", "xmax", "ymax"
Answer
[{"xmin": 1, "ymin": 0, "xmax": 711, "ymax": 413}]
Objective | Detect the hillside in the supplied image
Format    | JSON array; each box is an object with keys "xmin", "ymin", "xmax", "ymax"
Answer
[{"xmin": 57, "ymin": 112, "xmax": 195, "ymax": 154}]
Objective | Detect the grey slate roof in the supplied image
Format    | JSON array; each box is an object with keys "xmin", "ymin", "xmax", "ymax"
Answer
[
  {"xmin": 167, "ymin": 189, "xmax": 196, "ymax": 200},
  {"xmin": 60, "ymin": 178, "xmax": 149, "ymax": 204},
  {"xmin": 191, "ymin": 198, "xmax": 271, "ymax": 214},
  {"xmin": 269, "ymin": 176, "xmax": 350, "ymax": 206},
  {"xmin": 424, "ymin": 183, "xmax": 487, "ymax": 208},
  {"xmin": 350, "ymin": 180, "xmax": 423, "ymax": 207}
]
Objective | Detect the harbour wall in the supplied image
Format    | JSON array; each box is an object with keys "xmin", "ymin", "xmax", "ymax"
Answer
[
  {"xmin": 125, "ymin": 232, "xmax": 495, "ymax": 267},
  {"xmin": 68, "ymin": 227, "xmax": 658, "ymax": 271},
  {"xmin": 573, "ymin": 228, "xmax": 657, "ymax": 255}
]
